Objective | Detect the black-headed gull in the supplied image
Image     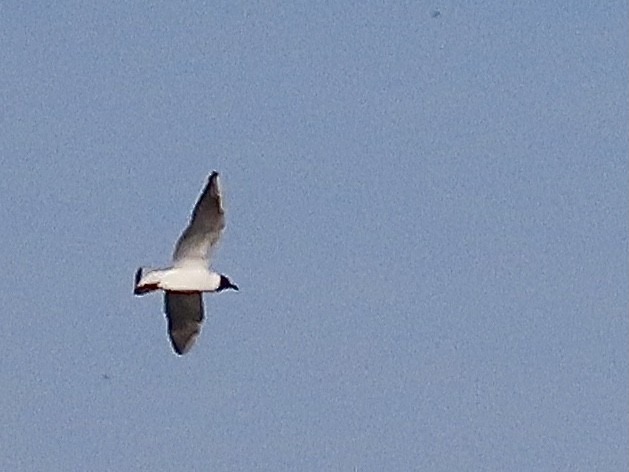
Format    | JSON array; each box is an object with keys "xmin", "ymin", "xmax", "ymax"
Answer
[{"xmin": 134, "ymin": 171, "xmax": 238, "ymax": 355}]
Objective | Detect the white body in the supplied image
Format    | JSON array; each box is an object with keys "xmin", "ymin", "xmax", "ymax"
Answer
[{"xmin": 137, "ymin": 266, "xmax": 221, "ymax": 292}]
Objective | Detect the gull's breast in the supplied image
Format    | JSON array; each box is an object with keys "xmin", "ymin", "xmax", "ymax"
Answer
[{"xmin": 159, "ymin": 267, "xmax": 221, "ymax": 292}]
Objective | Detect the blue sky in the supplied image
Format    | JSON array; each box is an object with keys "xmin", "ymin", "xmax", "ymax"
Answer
[{"xmin": 0, "ymin": 2, "xmax": 626, "ymax": 470}]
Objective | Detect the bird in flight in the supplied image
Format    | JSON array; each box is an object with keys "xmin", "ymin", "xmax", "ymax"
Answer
[{"xmin": 134, "ymin": 171, "xmax": 238, "ymax": 355}]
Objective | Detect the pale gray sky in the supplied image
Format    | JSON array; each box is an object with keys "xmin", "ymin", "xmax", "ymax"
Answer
[{"xmin": 0, "ymin": 2, "xmax": 626, "ymax": 470}]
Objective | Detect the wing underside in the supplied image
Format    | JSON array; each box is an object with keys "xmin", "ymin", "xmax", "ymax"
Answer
[
  {"xmin": 172, "ymin": 172, "xmax": 226, "ymax": 265},
  {"xmin": 164, "ymin": 292, "xmax": 204, "ymax": 355}
]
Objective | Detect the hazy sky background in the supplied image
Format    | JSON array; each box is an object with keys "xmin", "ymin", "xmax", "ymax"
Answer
[{"xmin": 0, "ymin": 2, "xmax": 626, "ymax": 471}]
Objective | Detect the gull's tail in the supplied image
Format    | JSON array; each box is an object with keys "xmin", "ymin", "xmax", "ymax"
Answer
[{"xmin": 133, "ymin": 267, "xmax": 159, "ymax": 296}]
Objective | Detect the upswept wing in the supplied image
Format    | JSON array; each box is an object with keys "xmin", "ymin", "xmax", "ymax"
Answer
[
  {"xmin": 164, "ymin": 292, "xmax": 204, "ymax": 355},
  {"xmin": 172, "ymin": 172, "xmax": 225, "ymax": 265}
]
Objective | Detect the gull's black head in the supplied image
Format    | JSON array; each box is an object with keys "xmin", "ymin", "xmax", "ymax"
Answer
[{"xmin": 218, "ymin": 274, "xmax": 239, "ymax": 292}]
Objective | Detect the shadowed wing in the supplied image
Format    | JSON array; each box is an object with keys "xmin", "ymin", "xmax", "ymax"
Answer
[
  {"xmin": 172, "ymin": 172, "xmax": 226, "ymax": 265},
  {"xmin": 164, "ymin": 292, "xmax": 204, "ymax": 355}
]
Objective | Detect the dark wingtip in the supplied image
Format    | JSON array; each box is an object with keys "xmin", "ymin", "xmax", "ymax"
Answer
[
  {"xmin": 207, "ymin": 171, "xmax": 221, "ymax": 197},
  {"xmin": 172, "ymin": 345, "xmax": 185, "ymax": 356},
  {"xmin": 168, "ymin": 331, "xmax": 198, "ymax": 356}
]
